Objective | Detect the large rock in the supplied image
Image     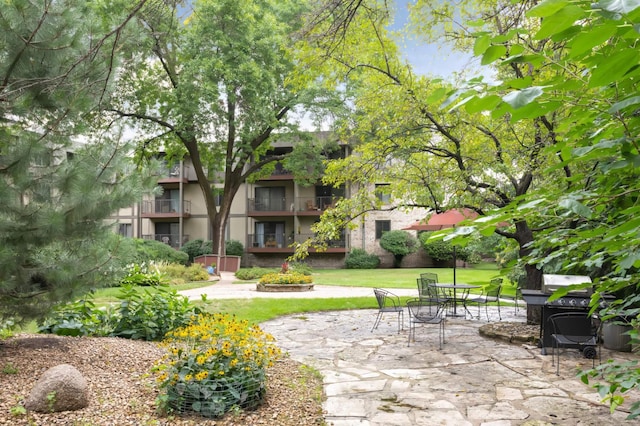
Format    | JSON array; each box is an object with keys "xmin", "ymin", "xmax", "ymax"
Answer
[{"xmin": 25, "ymin": 364, "xmax": 89, "ymax": 413}]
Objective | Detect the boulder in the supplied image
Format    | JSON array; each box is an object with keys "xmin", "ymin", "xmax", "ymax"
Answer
[{"xmin": 25, "ymin": 364, "xmax": 89, "ymax": 413}]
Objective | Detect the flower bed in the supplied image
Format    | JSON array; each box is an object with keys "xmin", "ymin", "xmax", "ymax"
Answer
[{"xmin": 256, "ymin": 271, "xmax": 314, "ymax": 292}]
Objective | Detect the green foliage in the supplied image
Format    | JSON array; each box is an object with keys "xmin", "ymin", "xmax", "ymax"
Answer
[
  {"xmin": 119, "ymin": 263, "xmax": 166, "ymax": 287},
  {"xmin": 344, "ymin": 249, "xmax": 380, "ymax": 269},
  {"xmin": 235, "ymin": 268, "xmax": 274, "ymax": 281},
  {"xmin": 288, "ymin": 262, "xmax": 313, "ymax": 276},
  {"xmin": 158, "ymin": 263, "xmax": 210, "ymax": 284},
  {"xmin": 38, "ymin": 297, "xmax": 115, "ymax": 337},
  {"xmin": 0, "ymin": 0, "xmax": 156, "ymax": 326},
  {"xmin": 180, "ymin": 239, "xmax": 213, "ymax": 263},
  {"xmin": 225, "ymin": 240, "xmax": 244, "ymax": 257},
  {"xmin": 379, "ymin": 230, "xmax": 418, "ymax": 267},
  {"xmin": 39, "ymin": 284, "xmax": 200, "ymax": 341},
  {"xmin": 111, "ymin": 285, "xmax": 201, "ymax": 341},
  {"xmin": 153, "ymin": 313, "xmax": 281, "ymax": 418},
  {"xmin": 2, "ymin": 363, "xmax": 18, "ymax": 375},
  {"xmin": 582, "ymin": 360, "xmax": 640, "ymax": 420},
  {"xmin": 115, "ymin": 237, "xmax": 189, "ymax": 266},
  {"xmin": 258, "ymin": 272, "xmax": 313, "ymax": 285}
]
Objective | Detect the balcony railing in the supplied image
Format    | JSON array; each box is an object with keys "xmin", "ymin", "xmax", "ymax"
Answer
[
  {"xmin": 248, "ymin": 196, "xmax": 340, "ymax": 213},
  {"xmin": 248, "ymin": 233, "xmax": 347, "ymax": 249},
  {"xmin": 248, "ymin": 197, "xmax": 291, "ymax": 212},
  {"xmin": 141, "ymin": 199, "xmax": 191, "ymax": 215},
  {"xmin": 142, "ymin": 234, "xmax": 189, "ymax": 249}
]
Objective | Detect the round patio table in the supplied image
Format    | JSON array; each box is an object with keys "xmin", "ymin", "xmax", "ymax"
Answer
[{"xmin": 431, "ymin": 283, "xmax": 480, "ymax": 317}]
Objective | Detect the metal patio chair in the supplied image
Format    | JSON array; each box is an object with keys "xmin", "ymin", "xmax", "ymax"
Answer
[
  {"xmin": 467, "ymin": 278, "xmax": 503, "ymax": 321},
  {"xmin": 372, "ymin": 288, "xmax": 404, "ymax": 333},
  {"xmin": 417, "ymin": 277, "xmax": 449, "ymax": 313},
  {"xmin": 406, "ymin": 298, "xmax": 445, "ymax": 349},
  {"xmin": 548, "ymin": 312, "xmax": 600, "ymax": 375}
]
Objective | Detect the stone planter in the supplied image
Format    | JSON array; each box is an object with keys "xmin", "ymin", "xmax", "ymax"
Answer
[{"xmin": 256, "ymin": 283, "xmax": 314, "ymax": 292}]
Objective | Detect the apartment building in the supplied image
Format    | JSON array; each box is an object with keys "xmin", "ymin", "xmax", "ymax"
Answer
[{"xmin": 110, "ymin": 140, "xmax": 429, "ymax": 268}]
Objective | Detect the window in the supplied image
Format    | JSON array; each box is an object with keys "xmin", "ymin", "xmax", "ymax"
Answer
[
  {"xmin": 117, "ymin": 223, "xmax": 132, "ymax": 237},
  {"xmin": 255, "ymin": 187, "xmax": 285, "ymax": 211},
  {"xmin": 375, "ymin": 220, "xmax": 391, "ymax": 239},
  {"xmin": 375, "ymin": 184, "xmax": 391, "ymax": 204}
]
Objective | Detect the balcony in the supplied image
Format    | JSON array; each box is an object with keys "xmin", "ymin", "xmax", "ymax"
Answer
[
  {"xmin": 142, "ymin": 234, "xmax": 189, "ymax": 249},
  {"xmin": 248, "ymin": 197, "xmax": 294, "ymax": 216},
  {"xmin": 246, "ymin": 233, "xmax": 348, "ymax": 253},
  {"xmin": 296, "ymin": 196, "xmax": 339, "ymax": 216},
  {"xmin": 141, "ymin": 199, "xmax": 191, "ymax": 218},
  {"xmin": 157, "ymin": 164, "xmax": 188, "ymax": 184},
  {"xmin": 247, "ymin": 196, "xmax": 340, "ymax": 217}
]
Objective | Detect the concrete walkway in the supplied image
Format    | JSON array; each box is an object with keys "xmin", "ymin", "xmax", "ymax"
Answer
[{"xmin": 180, "ymin": 272, "xmax": 640, "ymax": 425}]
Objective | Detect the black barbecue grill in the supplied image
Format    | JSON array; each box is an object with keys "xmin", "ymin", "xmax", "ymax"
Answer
[{"xmin": 521, "ymin": 274, "xmax": 608, "ymax": 355}]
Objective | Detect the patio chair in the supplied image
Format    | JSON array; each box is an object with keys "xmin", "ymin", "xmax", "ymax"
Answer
[
  {"xmin": 372, "ymin": 288, "xmax": 404, "ymax": 333},
  {"xmin": 467, "ymin": 278, "xmax": 502, "ymax": 321},
  {"xmin": 417, "ymin": 277, "xmax": 449, "ymax": 311},
  {"xmin": 548, "ymin": 312, "xmax": 600, "ymax": 375},
  {"xmin": 514, "ymin": 284, "xmax": 523, "ymax": 315},
  {"xmin": 420, "ymin": 272, "xmax": 438, "ymax": 283},
  {"xmin": 406, "ymin": 298, "xmax": 445, "ymax": 349}
]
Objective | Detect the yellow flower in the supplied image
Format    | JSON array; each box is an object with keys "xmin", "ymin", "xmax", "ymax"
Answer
[{"xmin": 195, "ymin": 371, "xmax": 208, "ymax": 381}]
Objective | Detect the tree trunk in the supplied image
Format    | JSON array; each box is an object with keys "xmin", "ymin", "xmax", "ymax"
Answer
[{"xmin": 514, "ymin": 220, "xmax": 543, "ymax": 324}]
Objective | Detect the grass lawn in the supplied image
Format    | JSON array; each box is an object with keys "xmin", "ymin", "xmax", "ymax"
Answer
[{"xmin": 22, "ymin": 265, "xmax": 514, "ymax": 329}]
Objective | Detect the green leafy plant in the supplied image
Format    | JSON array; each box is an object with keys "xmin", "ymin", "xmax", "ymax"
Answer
[
  {"xmin": 258, "ymin": 272, "xmax": 312, "ymax": 285},
  {"xmin": 2, "ymin": 363, "xmax": 18, "ymax": 374},
  {"xmin": 225, "ymin": 240, "xmax": 244, "ymax": 257},
  {"xmin": 581, "ymin": 359, "xmax": 640, "ymax": 419},
  {"xmin": 157, "ymin": 263, "xmax": 210, "ymax": 283},
  {"xmin": 235, "ymin": 267, "xmax": 274, "ymax": 281},
  {"xmin": 344, "ymin": 249, "xmax": 380, "ymax": 269},
  {"xmin": 180, "ymin": 239, "xmax": 213, "ymax": 263},
  {"xmin": 39, "ymin": 284, "xmax": 200, "ymax": 341},
  {"xmin": 153, "ymin": 313, "xmax": 281, "ymax": 418},
  {"xmin": 37, "ymin": 297, "xmax": 114, "ymax": 337},
  {"xmin": 9, "ymin": 404, "xmax": 26, "ymax": 416},
  {"xmin": 379, "ymin": 230, "xmax": 418, "ymax": 268},
  {"xmin": 111, "ymin": 285, "xmax": 201, "ymax": 341},
  {"xmin": 118, "ymin": 263, "xmax": 167, "ymax": 287},
  {"xmin": 46, "ymin": 391, "xmax": 57, "ymax": 413}
]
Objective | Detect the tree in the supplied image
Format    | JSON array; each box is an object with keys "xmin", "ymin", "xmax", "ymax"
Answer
[
  {"xmin": 109, "ymin": 0, "xmax": 344, "ymax": 255},
  {"xmin": 297, "ymin": 0, "xmax": 573, "ymax": 304},
  {"xmin": 379, "ymin": 230, "xmax": 418, "ymax": 267},
  {"xmin": 0, "ymin": 0, "xmax": 156, "ymax": 325}
]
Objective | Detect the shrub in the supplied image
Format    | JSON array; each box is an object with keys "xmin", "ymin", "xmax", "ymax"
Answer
[
  {"xmin": 119, "ymin": 263, "xmax": 166, "ymax": 287},
  {"xmin": 344, "ymin": 249, "xmax": 380, "ymax": 269},
  {"xmin": 180, "ymin": 239, "xmax": 212, "ymax": 263},
  {"xmin": 38, "ymin": 285, "xmax": 200, "ymax": 341},
  {"xmin": 158, "ymin": 263, "xmax": 210, "ymax": 283},
  {"xmin": 235, "ymin": 267, "xmax": 274, "ymax": 281},
  {"xmin": 112, "ymin": 236, "xmax": 189, "ymax": 266},
  {"xmin": 225, "ymin": 239, "xmax": 244, "ymax": 257},
  {"xmin": 258, "ymin": 272, "xmax": 313, "ymax": 284},
  {"xmin": 111, "ymin": 285, "xmax": 201, "ymax": 341},
  {"xmin": 379, "ymin": 230, "xmax": 418, "ymax": 268},
  {"xmin": 153, "ymin": 313, "xmax": 281, "ymax": 418},
  {"xmin": 38, "ymin": 297, "xmax": 116, "ymax": 337},
  {"xmin": 288, "ymin": 262, "xmax": 313, "ymax": 276}
]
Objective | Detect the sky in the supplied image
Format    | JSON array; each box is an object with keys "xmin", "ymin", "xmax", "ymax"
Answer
[{"xmin": 391, "ymin": 0, "xmax": 482, "ymax": 79}]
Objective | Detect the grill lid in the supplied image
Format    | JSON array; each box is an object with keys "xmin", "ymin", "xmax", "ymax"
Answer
[{"xmin": 542, "ymin": 274, "xmax": 592, "ymax": 294}]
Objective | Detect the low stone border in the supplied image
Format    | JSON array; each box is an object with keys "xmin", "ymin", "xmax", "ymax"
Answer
[
  {"xmin": 479, "ymin": 322, "xmax": 539, "ymax": 344},
  {"xmin": 256, "ymin": 283, "xmax": 315, "ymax": 292}
]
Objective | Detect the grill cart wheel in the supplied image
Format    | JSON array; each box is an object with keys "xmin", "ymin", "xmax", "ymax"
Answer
[{"xmin": 583, "ymin": 346, "xmax": 597, "ymax": 359}]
